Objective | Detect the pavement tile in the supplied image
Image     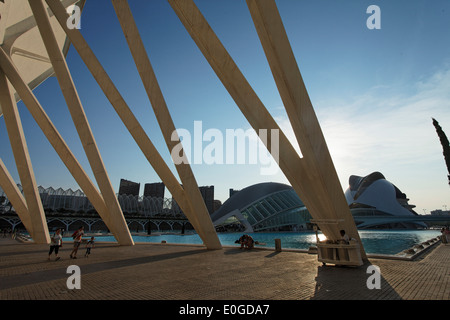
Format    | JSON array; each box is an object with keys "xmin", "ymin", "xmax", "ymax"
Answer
[{"xmin": 0, "ymin": 237, "xmax": 448, "ymax": 301}]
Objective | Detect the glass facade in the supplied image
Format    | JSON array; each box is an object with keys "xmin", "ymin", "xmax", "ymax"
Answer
[
  {"xmin": 239, "ymin": 189, "xmax": 311, "ymax": 231},
  {"xmin": 0, "ymin": 185, "xmax": 185, "ymax": 218}
]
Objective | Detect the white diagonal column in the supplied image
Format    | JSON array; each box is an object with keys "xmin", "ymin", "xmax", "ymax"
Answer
[
  {"xmin": 166, "ymin": 0, "xmax": 325, "ymax": 229},
  {"xmin": 111, "ymin": 0, "xmax": 221, "ymax": 249},
  {"xmin": 246, "ymin": 0, "xmax": 365, "ymax": 258},
  {"xmin": 0, "ymin": 70, "xmax": 49, "ymax": 244},
  {"xmin": 45, "ymin": 0, "xmax": 219, "ymax": 248},
  {"xmin": 0, "ymin": 46, "xmax": 111, "ymax": 231},
  {"xmin": 167, "ymin": 0, "xmax": 364, "ymax": 255},
  {"xmin": 28, "ymin": 0, "xmax": 133, "ymax": 245},
  {"xmin": 0, "ymin": 158, "xmax": 32, "ymax": 234}
]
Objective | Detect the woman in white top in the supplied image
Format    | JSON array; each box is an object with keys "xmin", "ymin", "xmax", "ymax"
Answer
[{"xmin": 48, "ymin": 228, "xmax": 62, "ymax": 261}]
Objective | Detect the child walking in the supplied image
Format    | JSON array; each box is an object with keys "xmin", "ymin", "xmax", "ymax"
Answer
[{"xmin": 85, "ymin": 236, "xmax": 95, "ymax": 257}]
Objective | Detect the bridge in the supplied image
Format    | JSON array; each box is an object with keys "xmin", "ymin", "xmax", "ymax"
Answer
[{"xmin": 0, "ymin": 213, "xmax": 191, "ymax": 234}]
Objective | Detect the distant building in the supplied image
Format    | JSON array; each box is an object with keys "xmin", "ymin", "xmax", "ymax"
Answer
[
  {"xmin": 430, "ymin": 209, "xmax": 450, "ymax": 216},
  {"xmin": 118, "ymin": 179, "xmax": 140, "ymax": 196},
  {"xmin": 143, "ymin": 182, "xmax": 165, "ymax": 198},
  {"xmin": 170, "ymin": 185, "xmax": 214, "ymax": 214},
  {"xmin": 38, "ymin": 186, "xmax": 93, "ymax": 212},
  {"xmin": 199, "ymin": 186, "xmax": 214, "ymax": 214}
]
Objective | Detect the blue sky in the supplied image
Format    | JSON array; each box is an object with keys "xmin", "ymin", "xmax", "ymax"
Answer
[{"xmin": 1, "ymin": 0, "xmax": 450, "ymax": 214}]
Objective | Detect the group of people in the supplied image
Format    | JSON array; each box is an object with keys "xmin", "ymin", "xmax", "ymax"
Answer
[
  {"xmin": 48, "ymin": 226, "xmax": 95, "ymax": 261},
  {"xmin": 237, "ymin": 234, "xmax": 254, "ymax": 249}
]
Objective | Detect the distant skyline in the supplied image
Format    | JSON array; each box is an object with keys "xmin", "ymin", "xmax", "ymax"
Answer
[{"xmin": 1, "ymin": 0, "xmax": 449, "ymax": 215}]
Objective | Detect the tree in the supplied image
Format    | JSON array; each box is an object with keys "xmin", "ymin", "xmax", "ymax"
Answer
[{"xmin": 432, "ymin": 118, "xmax": 450, "ymax": 185}]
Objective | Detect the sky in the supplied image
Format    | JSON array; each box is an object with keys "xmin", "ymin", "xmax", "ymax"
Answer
[{"xmin": 1, "ymin": 0, "xmax": 450, "ymax": 214}]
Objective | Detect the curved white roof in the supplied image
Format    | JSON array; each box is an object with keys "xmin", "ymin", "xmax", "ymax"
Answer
[
  {"xmin": 210, "ymin": 182, "xmax": 293, "ymax": 222},
  {"xmin": 345, "ymin": 172, "xmax": 417, "ymax": 217}
]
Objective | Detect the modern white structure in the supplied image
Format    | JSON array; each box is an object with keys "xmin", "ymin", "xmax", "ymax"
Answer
[
  {"xmin": 345, "ymin": 172, "xmax": 427, "ymax": 229},
  {"xmin": 0, "ymin": 0, "xmax": 90, "ymax": 244},
  {"xmin": 211, "ymin": 182, "xmax": 311, "ymax": 233},
  {"xmin": 0, "ymin": 0, "xmax": 366, "ymax": 261}
]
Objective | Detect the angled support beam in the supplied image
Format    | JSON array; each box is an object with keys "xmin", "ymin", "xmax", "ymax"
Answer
[
  {"xmin": 44, "ymin": 0, "xmax": 195, "ymax": 231},
  {"xmin": 166, "ymin": 0, "xmax": 308, "ymax": 191},
  {"xmin": 0, "ymin": 158, "xmax": 32, "ymax": 234},
  {"xmin": 0, "ymin": 70, "xmax": 49, "ymax": 243},
  {"xmin": 0, "ymin": 46, "xmax": 110, "ymax": 229},
  {"xmin": 168, "ymin": 0, "xmax": 365, "ymax": 258},
  {"xmin": 246, "ymin": 0, "xmax": 365, "ymax": 258},
  {"xmin": 167, "ymin": 0, "xmax": 336, "ymax": 237},
  {"xmin": 45, "ymin": 0, "xmax": 219, "ymax": 248},
  {"xmin": 110, "ymin": 0, "xmax": 221, "ymax": 249},
  {"xmin": 28, "ymin": 0, "xmax": 133, "ymax": 245}
]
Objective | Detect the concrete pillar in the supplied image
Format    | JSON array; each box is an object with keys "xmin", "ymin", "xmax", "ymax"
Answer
[
  {"xmin": 29, "ymin": 0, "xmax": 133, "ymax": 245},
  {"xmin": 0, "ymin": 158, "xmax": 32, "ymax": 234},
  {"xmin": 45, "ymin": 0, "xmax": 220, "ymax": 249},
  {"xmin": 168, "ymin": 0, "xmax": 366, "ymax": 259},
  {"xmin": 0, "ymin": 46, "xmax": 110, "ymax": 235},
  {"xmin": 110, "ymin": 0, "xmax": 221, "ymax": 249},
  {"xmin": 167, "ymin": 0, "xmax": 323, "ymax": 229},
  {"xmin": 0, "ymin": 70, "xmax": 49, "ymax": 244},
  {"xmin": 246, "ymin": 0, "xmax": 365, "ymax": 258}
]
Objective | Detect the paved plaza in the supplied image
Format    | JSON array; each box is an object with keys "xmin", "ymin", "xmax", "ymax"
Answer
[{"xmin": 0, "ymin": 236, "xmax": 448, "ymax": 302}]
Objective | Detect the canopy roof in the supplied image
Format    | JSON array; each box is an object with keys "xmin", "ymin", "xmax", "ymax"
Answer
[{"xmin": 0, "ymin": 0, "xmax": 86, "ymax": 116}]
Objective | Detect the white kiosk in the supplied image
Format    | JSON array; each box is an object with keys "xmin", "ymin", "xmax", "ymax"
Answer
[{"xmin": 312, "ymin": 219, "xmax": 363, "ymax": 267}]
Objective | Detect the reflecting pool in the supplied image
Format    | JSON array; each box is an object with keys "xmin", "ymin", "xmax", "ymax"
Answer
[{"xmin": 64, "ymin": 229, "xmax": 441, "ymax": 255}]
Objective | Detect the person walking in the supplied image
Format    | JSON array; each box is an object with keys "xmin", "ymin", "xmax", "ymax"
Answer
[
  {"xmin": 85, "ymin": 236, "xmax": 95, "ymax": 258},
  {"xmin": 48, "ymin": 229, "xmax": 62, "ymax": 261},
  {"xmin": 70, "ymin": 226, "xmax": 84, "ymax": 259}
]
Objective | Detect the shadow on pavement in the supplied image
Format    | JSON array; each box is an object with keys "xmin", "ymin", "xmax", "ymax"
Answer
[
  {"xmin": 312, "ymin": 261, "xmax": 402, "ymax": 300},
  {"xmin": 0, "ymin": 247, "xmax": 207, "ymax": 290}
]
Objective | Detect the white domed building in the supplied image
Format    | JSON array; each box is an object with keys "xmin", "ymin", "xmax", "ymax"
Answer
[{"xmin": 211, "ymin": 182, "xmax": 311, "ymax": 232}]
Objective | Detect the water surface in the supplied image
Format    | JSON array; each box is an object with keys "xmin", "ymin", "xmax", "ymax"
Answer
[{"xmin": 64, "ymin": 229, "xmax": 441, "ymax": 255}]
